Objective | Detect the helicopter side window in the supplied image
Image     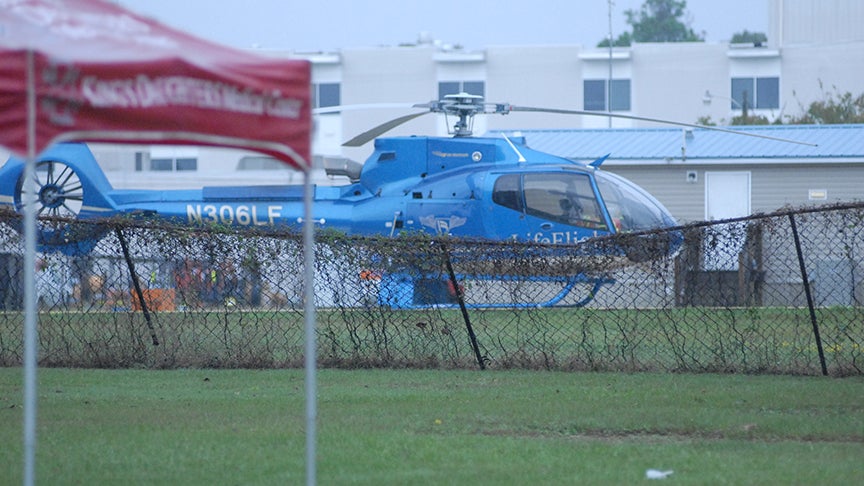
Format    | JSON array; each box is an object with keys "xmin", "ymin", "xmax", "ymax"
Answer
[
  {"xmin": 523, "ymin": 173, "xmax": 607, "ymax": 230},
  {"xmin": 492, "ymin": 174, "xmax": 524, "ymax": 212}
]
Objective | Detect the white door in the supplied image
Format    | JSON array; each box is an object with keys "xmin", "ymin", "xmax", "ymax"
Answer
[
  {"xmin": 704, "ymin": 171, "xmax": 751, "ymax": 270},
  {"xmin": 706, "ymin": 172, "xmax": 751, "ymax": 221}
]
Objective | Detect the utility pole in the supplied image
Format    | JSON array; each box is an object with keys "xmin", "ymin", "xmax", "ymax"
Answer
[{"xmin": 607, "ymin": 0, "xmax": 614, "ymax": 127}]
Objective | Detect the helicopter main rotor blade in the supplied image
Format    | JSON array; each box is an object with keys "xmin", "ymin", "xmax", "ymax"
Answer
[
  {"xmin": 342, "ymin": 110, "xmax": 430, "ymax": 147},
  {"xmin": 312, "ymin": 103, "xmax": 419, "ymax": 115},
  {"xmin": 509, "ymin": 106, "xmax": 819, "ymax": 147}
]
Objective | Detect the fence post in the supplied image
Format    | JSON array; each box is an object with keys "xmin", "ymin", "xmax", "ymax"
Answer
[
  {"xmin": 440, "ymin": 241, "xmax": 485, "ymax": 370},
  {"xmin": 788, "ymin": 214, "xmax": 827, "ymax": 376},
  {"xmin": 116, "ymin": 228, "xmax": 159, "ymax": 346}
]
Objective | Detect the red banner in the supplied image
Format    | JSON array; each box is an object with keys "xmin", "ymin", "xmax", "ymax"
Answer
[{"xmin": 0, "ymin": 0, "xmax": 311, "ymax": 169}]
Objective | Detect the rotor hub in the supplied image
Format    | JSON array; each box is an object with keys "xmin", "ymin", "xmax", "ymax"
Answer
[
  {"xmin": 39, "ymin": 184, "xmax": 65, "ymax": 209},
  {"xmin": 430, "ymin": 93, "xmax": 512, "ymax": 137}
]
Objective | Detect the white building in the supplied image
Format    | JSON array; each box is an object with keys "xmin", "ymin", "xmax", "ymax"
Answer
[{"xmin": 75, "ymin": 0, "xmax": 864, "ymax": 212}]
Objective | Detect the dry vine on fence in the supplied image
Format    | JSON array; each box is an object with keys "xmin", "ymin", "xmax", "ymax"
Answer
[{"xmin": 0, "ymin": 203, "xmax": 861, "ymax": 375}]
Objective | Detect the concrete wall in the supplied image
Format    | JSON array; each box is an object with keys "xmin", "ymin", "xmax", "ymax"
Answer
[
  {"xmin": 485, "ymin": 45, "xmax": 584, "ymax": 131},
  {"xmin": 631, "ymin": 43, "xmax": 729, "ymax": 127},
  {"xmin": 770, "ymin": 0, "xmax": 864, "ymax": 46},
  {"xmin": 780, "ymin": 41, "xmax": 864, "ymax": 121}
]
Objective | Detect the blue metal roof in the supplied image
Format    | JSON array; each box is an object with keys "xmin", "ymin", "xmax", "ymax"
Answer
[{"xmin": 487, "ymin": 124, "xmax": 864, "ymax": 163}]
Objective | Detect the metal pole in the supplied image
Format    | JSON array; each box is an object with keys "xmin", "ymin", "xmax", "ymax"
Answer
[
  {"xmin": 440, "ymin": 242, "xmax": 485, "ymax": 370},
  {"xmin": 607, "ymin": 0, "xmax": 613, "ymax": 127},
  {"xmin": 116, "ymin": 228, "xmax": 159, "ymax": 346},
  {"xmin": 788, "ymin": 214, "xmax": 828, "ymax": 376},
  {"xmin": 303, "ymin": 170, "xmax": 317, "ymax": 485},
  {"xmin": 23, "ymin": 48, "xmax": 38, "ymax": 486}
]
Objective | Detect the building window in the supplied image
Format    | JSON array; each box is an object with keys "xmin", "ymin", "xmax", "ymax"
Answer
[
  {"xmin": 150, "ymin": 158, "xmax": 173, "ymax": 171},
  {"xmin": 584, "ymin": 80, "xmax": 606, "ymax": 111},
  {"xmin": 313, "ymin": 82, "xmax": 341, "ymax": 110},
  {"xmin": 756, "ymin": 77, "xmax": 779, "ymax": 109},
  {"xmin": 583, "ymin": 79, "xmax": 631, "ymax": 111},
  {"xmin": 175, "ymin": 158, "xmax": 198, "ymax": 171},
  {"xmin": 149, "ymin": 157, "xmax": 198, "ymax": 172},
  {"xmin": 438, "ymin": 80, "xmax": 485, "ymax": 99},
  {"xmin": 149, "ymin": 148, "xmax": 199, "ymax": 172},
  {"xmin": 236, "ymin": 155, "xmax": 289, "ymax": 171},
  {"xmin": 731, "ymin": 77, "xmax": 779, "ymax": 109}
]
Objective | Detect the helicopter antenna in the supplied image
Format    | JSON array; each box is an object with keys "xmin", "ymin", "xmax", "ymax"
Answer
[{"xmin": 499, "ymin": 133, "xmax": 527, "ymax": 162}]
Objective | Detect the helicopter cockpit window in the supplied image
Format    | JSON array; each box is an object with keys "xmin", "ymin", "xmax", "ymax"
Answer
[
  {"xmin": 523, "ymin": 173, "xmax": 607, "ymax": 230},
  {"xmin": 594, "ymin": 170, "xmax": 669, "ymax": 232}
]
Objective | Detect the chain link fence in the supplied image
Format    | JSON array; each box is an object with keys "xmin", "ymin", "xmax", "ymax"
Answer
[{"xmin": 1, "ymin": 203, "xmax": 862, "ymax": 375}]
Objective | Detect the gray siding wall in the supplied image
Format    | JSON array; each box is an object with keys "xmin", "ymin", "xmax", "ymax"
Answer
[
  {"xmin": 604, "ymin": 163, "xmax": 864, "ymax": 224},
  {"xmin": 602, "ymin": 165, "xmax": 707, "ymax": 223},
  {"xmin": 750, "ymin": 164, "xmax": 864, "ymax": 210}
]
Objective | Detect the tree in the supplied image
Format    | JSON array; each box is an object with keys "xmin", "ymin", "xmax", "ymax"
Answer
[
  {"xmin": 730, "ymin": 30, "xmax": 768, "ymax": 45},
  {"xmin": 730, "ymin": 113, "xmax": 771, "ymax": 125},
  {"xmin": 629, "ymin": 0, "xmax": 704, "ymax": 42},
  {"xmin": 730, "ymin": 91, "xmax": 771, "ymax": 125},
  {"xmin": 715, "ymin": 84, "xmax": 864, "ymax": 126},
  {"xmin": 597, "ymin": 31, "xmax": 633, "ymax": 48},
  {"xmin": 785, "ymin": 85, "xmax": 864, "ymax": 124},
  {"xmin": 598, "ymin": 0, "xmax": 704, "ymax": 46}
]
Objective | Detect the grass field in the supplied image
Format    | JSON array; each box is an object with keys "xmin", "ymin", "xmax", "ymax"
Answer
[
  {"xmin": 2, "ymin": 306, "xmax": 861, "ymax": 373},
  {"xmin": 1, "ymin": 368, "xmax": 862, "ymax": 485}
]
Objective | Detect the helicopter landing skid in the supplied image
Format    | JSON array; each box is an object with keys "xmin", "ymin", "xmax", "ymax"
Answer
[{"xmin": 376, "ymin": 272, "xmax": 613, "ymax": 309}]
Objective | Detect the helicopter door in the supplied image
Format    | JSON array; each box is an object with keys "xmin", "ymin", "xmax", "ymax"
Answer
[
  {"xmin": 488, "ymin": 172, "xmax": 608, "ymax": 243},
  {"xmin": 487, "ymin": 173, "xmax": 529, "ymax": 240},
  {"xmin": 521, "ymin": 172, "xmax": 608, "ymax": 243}
]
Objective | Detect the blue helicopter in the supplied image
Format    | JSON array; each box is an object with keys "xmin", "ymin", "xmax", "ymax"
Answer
[
  {"xmin": 0, "ymin": 94, "xmax": 714, "ymax": 307},
  {"xmin": 0, "ymin": 94, "xmax": 679, "ymax": 248}
]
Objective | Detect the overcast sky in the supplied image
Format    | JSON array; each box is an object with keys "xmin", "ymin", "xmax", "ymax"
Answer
[{"xmin": 117, "ymin": 0, "xmax": 771, "ymax": 52}]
